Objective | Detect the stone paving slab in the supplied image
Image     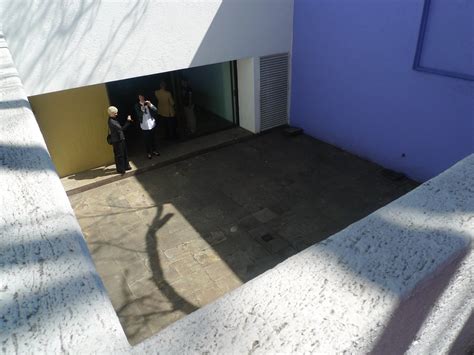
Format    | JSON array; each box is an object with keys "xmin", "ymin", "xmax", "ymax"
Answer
[{"xmin": 69, "ymin": 129, "xmax": 418, "ymax": 345}]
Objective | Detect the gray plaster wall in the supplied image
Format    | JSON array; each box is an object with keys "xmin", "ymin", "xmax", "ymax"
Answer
[{"xmin": 0, "ymin": 35, "xmax": 129, "ymax": 353}]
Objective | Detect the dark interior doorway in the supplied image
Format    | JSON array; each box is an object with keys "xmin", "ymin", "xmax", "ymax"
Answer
[{"xmin": 106, "ymin": 61, "xmax": 238, "ymax": 158}]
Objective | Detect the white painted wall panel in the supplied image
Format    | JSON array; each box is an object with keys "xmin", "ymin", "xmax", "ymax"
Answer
[
  {"xmin": 237, "ymin": 57, "xmax": 258, "ymax": 133},
  {"xmin": 0, "ymin": 0, "xmax": 294, "ymax": 96}
]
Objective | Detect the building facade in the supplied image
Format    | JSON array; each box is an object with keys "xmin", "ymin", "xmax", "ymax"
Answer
[
  {"xmin": 291, "ymin": 0, "xmax": 473, "ymax": 181},
  {"xmin": 1, "ymin": 0, "xmax": 473, "ymax": 353},
  {"xmin": 0, "ymin": 0, "xmax": 294, "ymax": 176}
]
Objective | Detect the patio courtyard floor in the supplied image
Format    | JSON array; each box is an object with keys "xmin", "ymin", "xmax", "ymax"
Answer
[{"xmin": 68, "ymin": 129, "xmax": 419, "ymax": 345}]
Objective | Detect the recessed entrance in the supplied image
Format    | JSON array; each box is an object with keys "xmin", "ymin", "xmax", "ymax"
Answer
[
  {"xmin": 106, "ymin": 61, "xmax": 239, "ymax": 158},
  {"xmin": 29, "ymin": 60, "xmax": 240, "ymax": 179}
]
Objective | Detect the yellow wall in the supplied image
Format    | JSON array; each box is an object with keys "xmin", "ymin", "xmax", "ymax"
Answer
[{"xmin": 29, "ymin": 84, "xmax": 113, "ymax": 177}]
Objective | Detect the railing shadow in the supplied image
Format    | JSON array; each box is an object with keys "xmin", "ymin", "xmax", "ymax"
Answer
[
  {"xmin": 0, "ymin": 143, "xmax": 55, "ymax": 172},
  {"xmin": 448, "ymin": 311, "xmax": 474, "ymax": 355},
  {"xmin": 145, "ymin": 209, "xmax": 198, "ymax": 314},
  {"xmin": 0, "ymin": 99, "xmax": 30, "ymax": 110}
]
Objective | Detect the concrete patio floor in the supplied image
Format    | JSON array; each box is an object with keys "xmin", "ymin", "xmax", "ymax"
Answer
[
  {"xmin": 62, "ymin": 127, "xmax": 253, "ymax": 195},
  {"xmin": 68, "ymin": 129, "xmax": 418, "ymax": 345}
]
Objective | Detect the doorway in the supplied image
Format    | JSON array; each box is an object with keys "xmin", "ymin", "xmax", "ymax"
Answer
[{"xmin": 106, "ymin": 61, "xmax": 239, "ymax": 158}]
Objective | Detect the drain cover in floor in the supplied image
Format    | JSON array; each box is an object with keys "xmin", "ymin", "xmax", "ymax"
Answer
[{"xmin": 261, "ymin": 234, "xmax": 274, "ymax": 242}]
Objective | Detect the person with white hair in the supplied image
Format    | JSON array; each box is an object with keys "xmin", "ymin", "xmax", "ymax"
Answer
[{"xmin": 107, "ymin": 106, "xmax": 132, "ymax": 174}]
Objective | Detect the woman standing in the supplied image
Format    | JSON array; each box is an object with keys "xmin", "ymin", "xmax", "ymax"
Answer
[
  {"xmin": 107, "ymin": 106, "xmax": 132, "ymax": 174},
  {"xmin": 134, "ymin": 93, "xmax": 160, "ymax": 159}
]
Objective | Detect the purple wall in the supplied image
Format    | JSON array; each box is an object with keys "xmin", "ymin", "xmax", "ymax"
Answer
[{"xmin": 290, "ymin": 0, "xmax": 474, "ymax": 182}]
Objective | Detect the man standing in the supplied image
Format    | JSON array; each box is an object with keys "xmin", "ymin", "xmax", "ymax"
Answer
[
  {"xmin": 134, "ymin": 93, "xmax": 160, "ymax": 159},
  {"xmin": 155, "ymin": 81, "xmax": 177, "ymax": 140}
]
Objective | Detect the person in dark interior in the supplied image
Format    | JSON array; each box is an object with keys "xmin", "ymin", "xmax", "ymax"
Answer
[
  {"xmin": 181, "ymin": 78, "xmax": 196, "ymax": 135},
  {"xmin": 155, "ymin": 81, "xmax": 177, "ymax": 140},
  {"xmin": 107, "ymin": 106, "xmax": 132, "ymax": 174},
  {"xmin": 134, "ymin": 93, "xmax": 160, "ymax": 159}
]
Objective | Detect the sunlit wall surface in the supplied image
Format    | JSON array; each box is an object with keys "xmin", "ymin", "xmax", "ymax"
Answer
[
  {"xmin": 29, "ymin": 84, "xmax": 112, "ymax": 177},
  {"xmin": 290, "ymin": 0, "xmax": 474, "ymax": 182},
  {"xmin": 0, "ymin": 0, "xmax": 293, "ymax": 96}
]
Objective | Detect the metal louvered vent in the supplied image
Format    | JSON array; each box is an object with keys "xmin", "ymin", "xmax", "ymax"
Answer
[{"xmin": 260, "ymin": 53, "xmax": 289, "ymax": 131}]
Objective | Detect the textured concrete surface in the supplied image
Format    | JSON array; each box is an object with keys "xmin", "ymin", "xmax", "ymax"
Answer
[
  {"xmin": 0, "ymin": 34, "xmax": 129, "ymax": 353},
  {"xmin": 134, "ymin": 155, "xmax": 474, "ymax": 354},
  {"xmin": 70, "ymin": 129, "xmax": 419, "ymax": 345}
]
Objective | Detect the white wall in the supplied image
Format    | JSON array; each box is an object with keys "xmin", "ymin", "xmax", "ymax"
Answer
[
  {"xmin": 0, "ymin": 0, "xmax": 293, "ymax": 97},
  {"xmin": 237, "ymin": 57, "xmax": 260, "ymax": 133}
]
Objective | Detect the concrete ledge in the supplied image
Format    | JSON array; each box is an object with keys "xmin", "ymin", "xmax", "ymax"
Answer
[
  {"xmin": 0, "ymin": 35, "xmax": 129, "ymax": 353},
  {"xmin": 135, "ymin": 155, "xmax": 474, "ymax": 354}
]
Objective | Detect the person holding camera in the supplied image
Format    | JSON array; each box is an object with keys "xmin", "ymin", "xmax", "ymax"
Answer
[
  {"xmin": 134, "ymin": 93, "xmax": 160, "ymax": 159},
  {"xmin": 107, "ymin": 106, "xmax": 132, "ymax": 175}
]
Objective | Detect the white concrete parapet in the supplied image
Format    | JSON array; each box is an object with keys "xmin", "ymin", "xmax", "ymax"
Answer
[
  {"xmin": 0, "ymin": 34, "xmax": 128, "ymax": 353},
  {"xmin": 1, "ymin": 32, "xmax": 472, "ymax": 354},
  {"xmin": 135, "ymin": 155, "xmax": 474, "ymax": 354}
]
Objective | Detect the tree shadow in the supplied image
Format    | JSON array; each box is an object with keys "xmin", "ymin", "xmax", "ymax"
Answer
[
  {"xmin": 368, "ymin": 237, "xmax": 469, "ymax": 354},
  {"xmin": 2, "ymin": 1, "xmax": 101, "ymax": 93},
  {"xmin": 2, "ymin": 0, "xmax": 150, "ymax": 94},
  {"xmin": 69, "ymin": 131, "xmax": 472, "ymax": 350},
  {"xmin": 82, "ymin": 204, "xmax": 197, "ymax": 344},
  {"xmin": 133, "ymin": 211, "xmax": 472, "ymax": 354}
]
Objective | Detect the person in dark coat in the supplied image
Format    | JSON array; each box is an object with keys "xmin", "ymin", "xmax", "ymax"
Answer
[{"xmin": 107, "ymin": 106, "xmax": 132, "ymax": 174}]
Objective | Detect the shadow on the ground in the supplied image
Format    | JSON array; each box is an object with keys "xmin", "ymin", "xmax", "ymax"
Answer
[
  {"xmin": 145, "ymin": 208, "xmax": 198, "ymax": 314},
  {"xmin": 67, "ymin": 167, "xmax": 117, "ymax": 180},
  {"xmin": 71, "ymin": 129, "xmax": 472, "ymax": 349},
  {"xmin": 91, "ymin": 130, "xmax": 434, "ymax": 344}
]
